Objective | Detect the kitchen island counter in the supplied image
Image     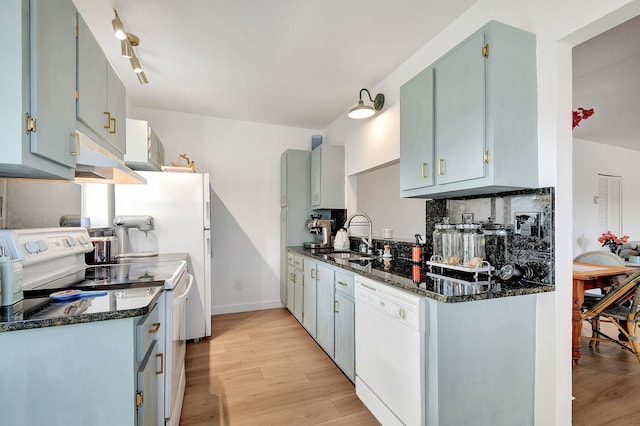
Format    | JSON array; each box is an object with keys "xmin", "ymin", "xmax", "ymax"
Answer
[
  {"xmin": 0, "ymin": 285, "xmax": 163, "ymax": 333},
  {"xmin": 288, "ymin": 246, "xmax": 554, "ymax": 303}
]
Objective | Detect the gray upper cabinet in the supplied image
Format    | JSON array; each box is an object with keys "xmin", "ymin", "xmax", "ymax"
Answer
[
  {"xmin": 400, "ymin": 67, "xmax": 434, "ymax": 192},
  {"xmin": 311, "ymin": 144, "xmax": 345, "ymax": 209},
  {"xmin": 77, "ymin": 15, "xmax": 127, "ymax": 160},
  {"xmin": 125, "ymin": 119, "xmax": 164, "ymax": 171},
  {"xmin": 0, "ymin": 0, "xmax": 77, "ymax": 180},
  {"xmin": 400, "ymin": 21, "xmax": 538, "ymax": 199}
]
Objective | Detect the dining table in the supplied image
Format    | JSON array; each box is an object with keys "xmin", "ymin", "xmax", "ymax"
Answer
[{"xmin": 572, "ymin": 262, "xmax": 637, "ymax": 364}]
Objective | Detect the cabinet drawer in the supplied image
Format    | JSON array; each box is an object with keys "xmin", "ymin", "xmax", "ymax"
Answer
[
  {"xmin": 293, "ymin": 255, "xmax": 303, "ymax": 270},
  {"xmin": 136, "ymin": 303, "xmax": 160, "ymax": 362},
  {"xmin": 334, "ymin": 271, "xmax": 354, "ymax": 298},
  {"xmin": 287, "ymin": 252, "xmax": 295, "ymax": 266}
]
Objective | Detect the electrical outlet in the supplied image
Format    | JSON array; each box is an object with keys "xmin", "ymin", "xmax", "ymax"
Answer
[{"xmin": 234, "ymin": 279, "xmax": 242, "ymax": 290}]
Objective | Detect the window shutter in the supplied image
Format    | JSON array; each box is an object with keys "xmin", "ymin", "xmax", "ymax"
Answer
[{"xmin": 597, "ymin": 174, "xmax": 622, "ymax": 236}]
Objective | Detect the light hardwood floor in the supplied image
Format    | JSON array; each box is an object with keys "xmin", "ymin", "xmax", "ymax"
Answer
[
  {"xmin": 573, "ymin": 321, "xmax": 640, "ymax": 426},
  {"xmin": 180, "ymin": 308, "xmax": 378, "ymax": 425}
]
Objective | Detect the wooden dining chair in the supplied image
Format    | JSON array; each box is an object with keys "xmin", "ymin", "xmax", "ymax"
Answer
[{"xmin": 581, "ymin": 270, "xmax": 640, "ymax": 363}]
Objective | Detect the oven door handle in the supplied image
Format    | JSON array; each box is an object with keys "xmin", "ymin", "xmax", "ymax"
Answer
[{"xmin": 174, "ymin": 273, "xmax": 194, "ymax": 306}]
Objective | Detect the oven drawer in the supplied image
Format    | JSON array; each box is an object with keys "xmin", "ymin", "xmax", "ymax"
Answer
[{"xmin": 137, "ymin": 303, "xmax": 160, "ymax": 362}]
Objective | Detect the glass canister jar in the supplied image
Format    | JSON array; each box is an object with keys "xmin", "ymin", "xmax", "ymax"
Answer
[
  {"xmin": 456, "ymin": 219, "xmax": 485, "ymax": 267},
  {"xmin": 482, "ymin": 218, "xmax": 508, "ymax": 268},
  {"xmin": 432, "ymin": 217, "xmax": 460, "ymax": 265}
]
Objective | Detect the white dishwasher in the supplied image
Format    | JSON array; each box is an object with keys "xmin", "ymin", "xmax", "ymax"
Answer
[{"xmin": 355, "ymin": 274, "xmax": 426, "ymax": 426}]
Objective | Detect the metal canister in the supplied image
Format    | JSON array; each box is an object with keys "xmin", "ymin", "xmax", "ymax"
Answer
[
  {"xmin": 456, "ymin": 220, "xmax": 485, "ymax": 267},
  {"xmin": 432, "ymin": 217, "xmax": 459, "ymax": 264}
]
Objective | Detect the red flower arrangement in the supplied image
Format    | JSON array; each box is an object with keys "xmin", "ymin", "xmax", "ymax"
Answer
[
  {"xmin": 573, "ymin": 107, "xmax": 595, "ymax": 129},
  {"xmin": 598, "ymin": 231, "xmax": 629, "ymax": 253}
]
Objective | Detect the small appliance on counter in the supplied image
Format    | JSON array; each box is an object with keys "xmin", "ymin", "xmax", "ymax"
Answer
[
  {"xmin": 333, "ymin": 228, "xmax": 349, "ymax": 251},
  {"xmin": 303, "ymin": 214, "xmax": 334, "ymax": 249},
  {"xmin": 113, "ymin": 215, "xmax": 157, "ymax": 258}
]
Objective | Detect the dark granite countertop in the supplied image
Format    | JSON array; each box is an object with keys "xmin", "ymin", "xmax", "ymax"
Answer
[
  {"xmin": 288, "ymin": 246, "xmax": 554, "ymax": 303},
  {"xmin": 0, "ymin": 285, "xmax": 163, "ymax": 333}
]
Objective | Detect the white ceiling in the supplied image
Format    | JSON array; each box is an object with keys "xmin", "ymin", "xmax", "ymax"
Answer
[
  {"xmin": 72, "ymin": 0, "xmax": 478, "ymax": 130},
  {"xmin": 572, "ymin": 14, "xmax": 640, "ymax": 150}
]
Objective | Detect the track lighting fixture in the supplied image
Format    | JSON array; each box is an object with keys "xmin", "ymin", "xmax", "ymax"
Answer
[
  {"xmin": 111, "ymin": 10, "xmax": 126, "ymax": 40},
  {"xmin": 347, "ymin": 88, "xmax": 385, "ymax": 119},
  {"xmin": 111, "ymin": 9, "xmax": 148, "ymax": 84}
]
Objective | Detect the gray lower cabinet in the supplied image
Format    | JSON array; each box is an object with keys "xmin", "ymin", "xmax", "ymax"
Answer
[
  {"xmin": 333, "ymin": 271, "xmax": 355, "ymax": 381},
  {"xmin": 303, "ymin": 260, "xmax": 333, "ymax": 340},
  {"xmin": 400, "ymin": 20, "xmax": 538, "ymax": 199},
  {"xmin": 303, "ymin": 259, "xmax": 318, "ymax": 337},
  {"xmin": 293, "ymin": 255, "xmax": 304, "ymax": 323},
  {"xmin": 0, "ymin": 303, "xmax": 161, "ymax": 425},
  {"xmin": 292, "ymin": 252, "xmax": 355, "ymax": 382},
  {"xmin": 316, "ymin": 268, "xmax": 335, "ymax": 356},
  {"xmin": 0, "ymin": 0, "xmax": 77, "ymax": 180}
]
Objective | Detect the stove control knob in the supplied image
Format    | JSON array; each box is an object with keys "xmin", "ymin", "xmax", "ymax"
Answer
[
  {"xmin": 25, "ymin": 241, "xmax": 39, "ymax": 254},
  {"xmin": 64, "ymin": 236, "xmax": 76, "ymax": 247},
  {"xmin": 36, "ymin": 240, "xmax": 48, "ymax": 252},
  {"xmin": 77, "ymin": 235, "xmax": 88, "ymax": 245}
]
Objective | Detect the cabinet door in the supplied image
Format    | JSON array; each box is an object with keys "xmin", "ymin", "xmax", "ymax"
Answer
[
  {"xmin": 435, "ymin": 32, "xmax": 486, "ymax": 185},
  {"xmin": 137, "ymin": 340, "xmax": 159, "ymax": 426},
  {"xmin": 316, "ymin": 265, "xmax": 335, "ymax": 356},
  {"xmin": 303, "ymin": 260, "xmax": 318, "ymax": 338},
  {"xmin": 76, "ymin": 15, "xmax": 108, "ymax": 140},
  {"xmin": 30, "ymin": 0, "xmax": 76, "ymax": 168},
  {"xmin": 286, "ymin": 261, "xmax": 295, "ymax": 313},
  {"xmin": 311, "ymin": 148, "xmax": 321, "ymax": 207},
  {"xmin": 280, "ymin": 151, "xmax": 288, "ymax": 207},
  {"xmin": 400, "ymin": 66, "xmax": 434, "ymax": 191},
  {"xmin": 293, "ymin": 267, "xmax": 304, "ymax": 323},
  {"xmin": 106, "ymin": 64, "xmax": 126, "ymax": 157},
  {"xmin": 334, "ymin": 293, "xmax": 355, "ymax": 381}
]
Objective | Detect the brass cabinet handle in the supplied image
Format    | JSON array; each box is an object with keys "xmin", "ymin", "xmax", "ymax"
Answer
[
  {"xmin": 70, "ymin": 133, "xmax": 80, "ymax": 155},
  {"xmin": 110, "ymin": 117, "xmax": 116, "ymax": 134},
  {"xmin": 103, "ymin": 112, "xmax": 111, "ymax": 129},
  {"xmin": 334, "ymin": 300, "xmax": 339, "ymax": 313},
  {"xmin": 25, "ymin": 112, "xmax": 36, "ymax": 134},
  {"xmin": 421, "ymin": 162, "xmax": 428, "ymax": 179},
  {"xmin": 149, "ymin": 322, "xmax": 161, "ymax": 334},
  {"xmin": 156, "ymin": 353, "xmax": 164, "ymax": 375},
  {"xmin": 438, "ymin": 159, "xmax": 445, "ymax": 175},
  {"xmin": 337, "ymin": 280, "xmax": 348, "ymax": 286},
  {"xmin": 311, "ymin": 269, "xmax": 315, "ymax": 279}
]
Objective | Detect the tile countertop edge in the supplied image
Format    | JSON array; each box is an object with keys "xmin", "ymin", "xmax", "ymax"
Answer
[
  {"xmin": 288, "ymin": 246, "xmax": 555, "ymax": 302},
  {"xmin": 0, "ymin": 288, "xmax": 163, "ymax": 333}
]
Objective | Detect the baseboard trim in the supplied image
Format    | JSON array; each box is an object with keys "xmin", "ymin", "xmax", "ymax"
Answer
[{"xmin": 212, "ymin": 300, "xmax": 285, "ymax": 315}]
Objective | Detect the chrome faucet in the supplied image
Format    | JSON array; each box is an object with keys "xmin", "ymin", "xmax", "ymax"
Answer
[{"xmin": 344, "ymin": 212, "xmax": 373, "ymax": 255}]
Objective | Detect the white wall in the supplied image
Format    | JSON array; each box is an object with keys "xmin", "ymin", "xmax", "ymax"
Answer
[
  {"xmin": 573, "ymin": 138, "xmax": 640, "ymax": 255},
  {"xmin": 322, "ymin": 1, "xmax": 640, "ymax": 425},
  {"xmin": 355, "ymin": 162, "xmax": 425, "ymax": 240},
  {"xmin": 128, "ymin": 106, "xmax": 320, "ymax": 314}
]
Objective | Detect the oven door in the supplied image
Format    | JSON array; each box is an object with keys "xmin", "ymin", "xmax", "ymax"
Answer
[{"xmin": 164, "ymin": 271, "xmax": 193, "ymax": 425}]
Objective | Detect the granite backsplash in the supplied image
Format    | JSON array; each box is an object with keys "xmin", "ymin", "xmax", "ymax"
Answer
[{"xmin": 349, "ymin": 187, "xmax": 555, "ymax": 285}]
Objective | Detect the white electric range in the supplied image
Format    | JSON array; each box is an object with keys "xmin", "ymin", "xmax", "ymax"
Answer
[{"xmin": 0, "ymin": 227, "xmax": 191, "ymax": 426}]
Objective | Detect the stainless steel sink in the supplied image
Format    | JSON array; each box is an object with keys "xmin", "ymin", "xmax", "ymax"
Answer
[{"xmin": 326, "ymin": 252, "xmax": 376, "ymax": 261}]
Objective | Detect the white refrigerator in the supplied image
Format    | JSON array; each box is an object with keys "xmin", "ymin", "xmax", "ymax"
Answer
[{"xmin": 114, "ymin": 171, "xmax": 212, "ymax": 340}]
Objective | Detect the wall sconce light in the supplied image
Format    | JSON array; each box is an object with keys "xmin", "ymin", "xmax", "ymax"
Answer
[
  {"xmin": 112, "ymin": 9, "xmax": 148, "ymax": 84},
  {"xmin": 348, "ymin": 88, "xmax": 385, "ymax": 119}
]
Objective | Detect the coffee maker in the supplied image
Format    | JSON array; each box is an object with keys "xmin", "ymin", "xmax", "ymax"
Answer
[{"xmin": 303, "ymin": 214, "xmax": 334, "ymax": 249}]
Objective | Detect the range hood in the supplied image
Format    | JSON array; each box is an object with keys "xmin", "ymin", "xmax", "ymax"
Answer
[{"xmin": 74, "ymin": 132, "xmax": 146, "ymax": 184}]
